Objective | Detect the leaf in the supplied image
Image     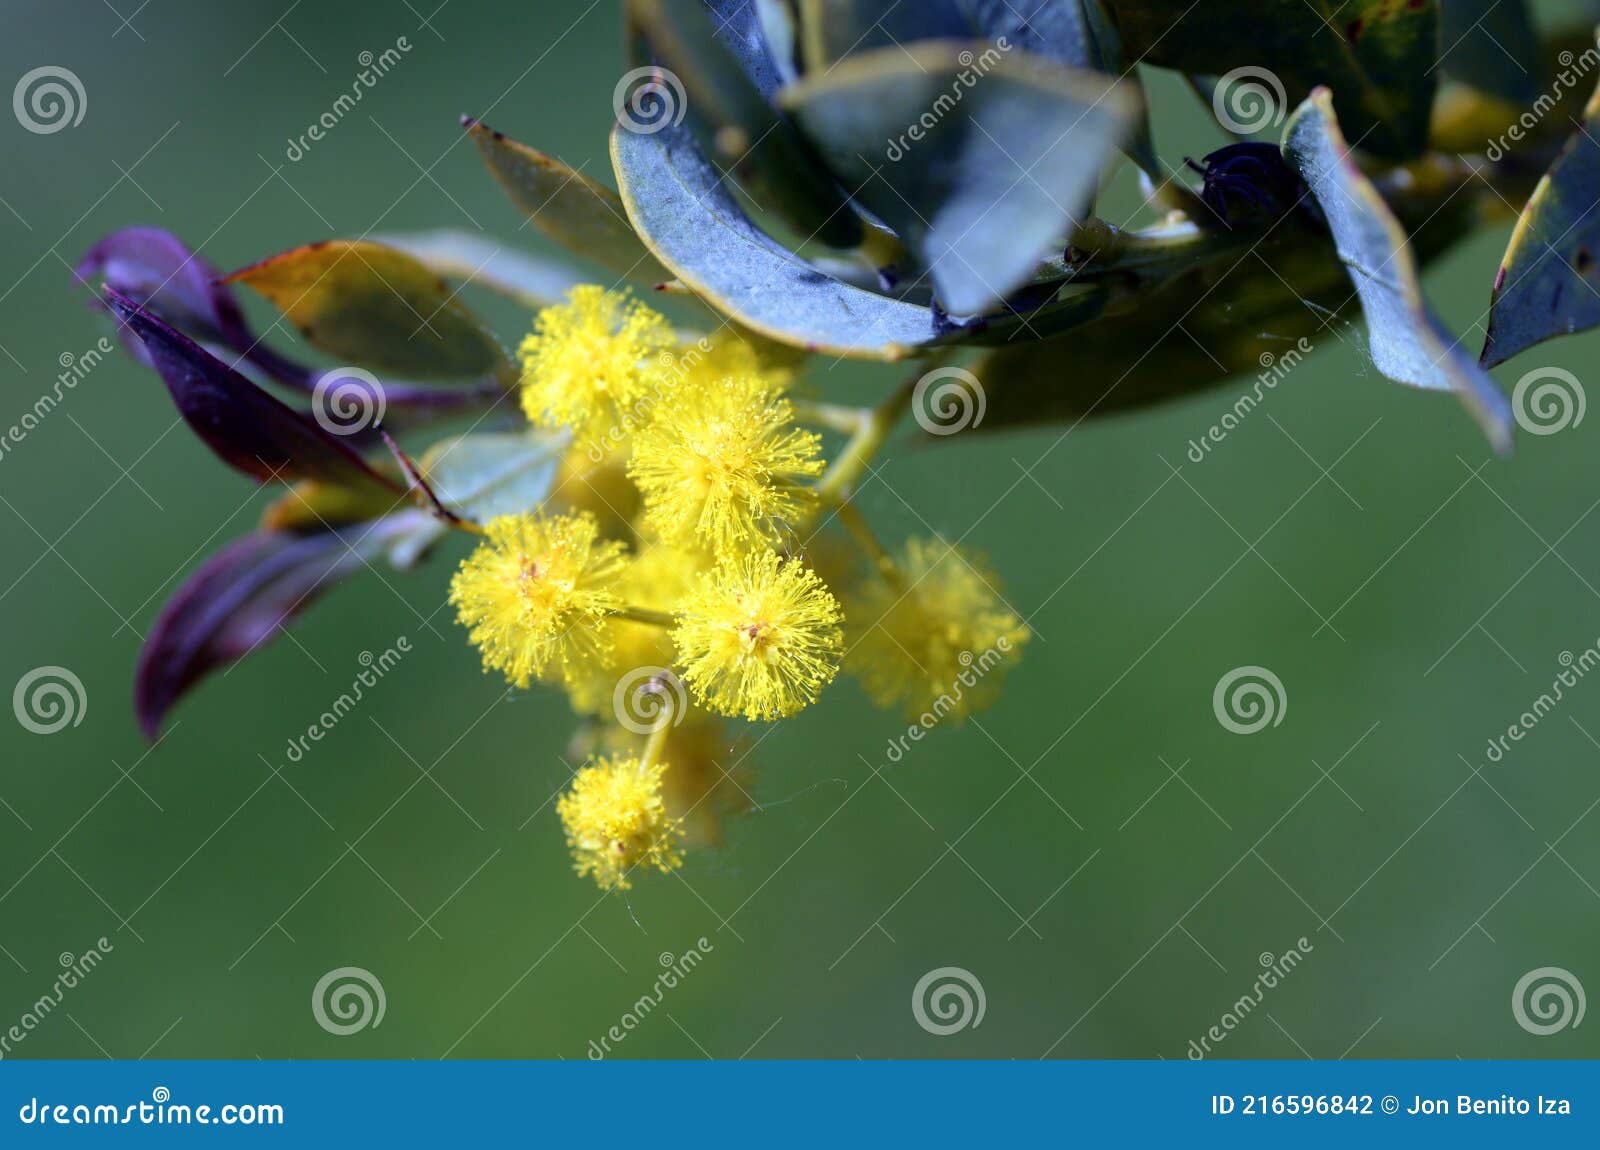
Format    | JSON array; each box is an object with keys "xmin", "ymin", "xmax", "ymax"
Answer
[
  {"xmin": 377, "ymin": 228, "xmax": 587, "ymax": 308},
  {"xmin": 1282, "ymin": 88, "xmax": 1512, "ymax": 451},
  {"xmin": 419, "ymin": 430, "xmax": 564, "ymax": 521},
  {"xmin": 796, "ymin": 0, "xmax": 971, "ymax": 70},
  {"xmin": 1482, "ymin": 80, "xmax": 1600, "ymax": 368},
  {"xmin": 221, "ymin": 240, "xmax": 509, "ymax": 379},
  {"xmin": 135, "ymin": 515, "xmax": 431, "ymax": 739},
  {"xmin": 1108, "ymin": 0, "xmax": 1439, "ymax": 160},
  {"xmin": 626, "ymin": 0, "xmax": 864, "ymax": 249},
  {"xmin": 105, "ymin": 290, "xmax": 405, "ymax": 496},
  {"xmin": 611, "ymin": 121, "xmax": 936, "ymax": 359},
  {"xmin": 780, "ymin": 44, "xmax": 1136, "ymax": 315},
  {"xmin": 462, "ymin": 117, "xmax": 670, "ymax": 284},
  {"xmin": 77, "ymin": 227, "xmax": 253, "ymax": 348},
  {"xmin": 705, "ymin": 0, "xmax": 797, "ymax": 98},
  {"xmin": 1439, "ymin": 0, "xmax": 1539, "ymax": 105}
]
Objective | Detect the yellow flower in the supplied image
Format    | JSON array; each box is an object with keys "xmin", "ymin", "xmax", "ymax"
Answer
[
  {"xmin": 557, "ymin": 754, "xmax": 683, "ymax": 890},
  {"xmin": 673, "ymin": 549, "xmax": 844, "ymax": 720},
  {"xmin": 845, "ymin": 537, "xmax": 1029, "ymax": 721},
  {"xmin": 449, "ymin": 511, "xmax": 628, "ymax": 689},
  {"xmin": 518, "ymin": 285, "xmax": 674, "ymax": 445},
  {"xmin": 629, "ymin": 373, "xmax": 823, "ymax": 557},
  {"xmin": 597, "ymin": 711, "xmax": 753, "ymax": 846}
]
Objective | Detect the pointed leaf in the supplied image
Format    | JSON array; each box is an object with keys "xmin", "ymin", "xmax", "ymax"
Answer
[
  {"xmin": 611, "ymin": 121, "xmax": 935, "ymax": 359},
  {"xmin": 222, "ymin": 240, "xmax": 509, "ymax": 379},
  {"xmin": 135, "ymin": 516, "xmax": 429, "ymax": 739},
  {"xmin": 626, "ymin": 0, "xmax": 864, "ymax": 249},
  {"xmin": 419, "ymin": 430, "xmax": 564, "ymax": 521},
  {"xmin": 704, "ymin": 0, "xmax": 797, "ymax": 98},
  {"xmin": 105, "ymin": 290, "xmax": 404, "ymax": 495},
  {"xmin": 463, "ymin": 117, "xmax": 670, "ymax": 284},
  {"xmin": 1482, "ymin": 80, "xmax": 1600, "ymax": 368},
  {"xmin": 780, "ymin": 44, "xmax": 1136, "ymax": 315},
  {"xmin": 1108, "ymin": 0, "xmax": 1439, "ymax": 160},
  {"xmin": 377, "ymin": 228, "xmax": 587, "ymax": 308},
  {"xmin": 1282, "ymin": 88, "xmax": 1512, "ymax": 451}
]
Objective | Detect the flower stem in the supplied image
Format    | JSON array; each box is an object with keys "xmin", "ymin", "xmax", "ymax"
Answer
[
  {"xmin": 612, "ymin": 605, "xmax": 675, "ymax": 628},
  {"xmin": 816, "ymin": 351, "xmax": 953, "ymax": 501}
]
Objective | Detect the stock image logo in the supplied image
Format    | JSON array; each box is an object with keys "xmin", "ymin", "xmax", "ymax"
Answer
[
  {"xmin": 311, "ymin": 967, "xmax": 387, "ymax": 1036},
  {"xmin": 1212, "ymin": 666, "xmax": 1286, "ymax": 735},
  {"xmin": 13, "ymin": 65, "xmax": 85, "ymax": 134},
  {"xmin": 612, "ymin": 665, "xmax": 688, "ymax": 735},
  {"xmin": 613, "ymin": 66, "xmax": 686, "ymax": 135},
  {"xmin": 1512, "ymin": 367, "xmax": 1585, "ymax": 436},
  {"xmin": 311, "ymin": 367, "xmax": 386, "ymax": 436},
  {"xmin": 912, "ymin": 366, "xmax": 985, "ymax": 436},
  {"xmin": 1211, "ymin": 66, "xmax": 1286, "ymax": 135},
  {"xmin": 1512, "ymin": 967, "xmax": 1585, "ymax": 1036},
  {"xmin": 912, "ymin": 966, "xmax": 986, "ymax": 1036},
  {"xmin": 12, "ymin": 665, "xmax": 86, "ymax": 734}
]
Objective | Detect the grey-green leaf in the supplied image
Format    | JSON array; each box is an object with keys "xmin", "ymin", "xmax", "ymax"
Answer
[
  {"xmin": 1481, "ymin": 81, "xmax": 1600, "ymax": 368},
  {"xmin": 1283, "ymin": 88, "xmax": 1512, "ymax": 451},
  {"xmin": 611, "ymin": 121, "xmax": 936, "ymax": 360},
  {"xmin": 779, "ymin": 44, "xmax": 1137, "ymax": 316}
]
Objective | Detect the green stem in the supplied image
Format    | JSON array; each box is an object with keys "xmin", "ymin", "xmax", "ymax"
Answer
[
  {"xmin": 815, "ymin": 353, "xmax": 949, "ymax": 502},
  {"xmin": 640, "ymin": 720, "xmax": 672, "ymax": 770}
]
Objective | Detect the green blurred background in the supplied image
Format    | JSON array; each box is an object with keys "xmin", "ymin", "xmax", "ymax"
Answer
[{"xmin": 2, "ymin": 0, "xmax": 1598, "ymax": 1060}]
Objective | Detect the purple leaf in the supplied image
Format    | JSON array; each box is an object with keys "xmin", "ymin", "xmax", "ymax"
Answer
[
  {"xmin": 105, "ymin": 288, "xmax": 403, "ymax": 497},
  {"xmin": 134, "ymin": 516, "xmax": 428, "ymax": 739}
]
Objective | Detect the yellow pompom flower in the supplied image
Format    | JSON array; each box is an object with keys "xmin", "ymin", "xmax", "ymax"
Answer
[
  {"xmin": 449, "ymin": 511, "xmax": 629, "ymax": 689},
  {"xmin": 557, "ymin": 754, "xmax": 683, "ymax": 890},
  {"xmin": 845, "ymin": 537, "xmax": 1030, "ymax": 721},
  {"xmin": 518, "ymin": 285, "xmax": 674, "ymax": 445},
  {"xmin": 673, "ymin": 549, "xmax": 844, "ymax": 720},
  {"xmin": 629, "ymin": 373, "xmax": 824, "ymax": 557}
]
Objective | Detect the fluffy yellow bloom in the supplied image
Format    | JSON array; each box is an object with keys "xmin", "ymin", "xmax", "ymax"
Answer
[
  {"xmin": 629, "ymin": 373, "xmax": 824, "ymax": 557},
  {"xmin": 597, "ymin": 711, "xmax": 752, "ymax": 846},
  {"xmin": 557, "ymin": 754, "xmax": 682, "ymax": 890},
  {"xmin": 449, "ymin": 512, "xmax": 628, "ymax": 689},
  {"xmin": 673, "ymin": 549, "xmax": 844, "ymax": 721},
  {"xmin": 845, "ymin": 537, "xmax": 1029, "ymax": 721},
  {"xmin": 518, "ymin": 285, "xmax": 674, "ymax": 445}
]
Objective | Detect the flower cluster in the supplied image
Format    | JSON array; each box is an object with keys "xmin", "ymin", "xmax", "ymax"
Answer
[{"xmin": 451, "ymin": 286, "xmax": 1030, "ymax": 889}]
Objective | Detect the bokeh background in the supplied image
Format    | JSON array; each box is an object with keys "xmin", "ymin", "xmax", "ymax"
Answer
[{"xmin": 2, "ymin": 0, "xmax": 1598, "ymax": 1060}]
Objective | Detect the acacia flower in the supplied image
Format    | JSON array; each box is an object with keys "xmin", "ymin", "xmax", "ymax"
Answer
[
  {"xmin": 557, "ymin": 754, "xmax": 683, "ymax": 890},
  {"xmin": 629, "ymin": 373, "xmax": 824, "ymax": 558},
  {"xmin": 449, "ymin": 511, "xmax": 628, "ymax": 689},
  {"xmin": 518, "ymin": 285, "xmax": 674, "ymax": 445},
  {"xmin": 673, "ymin": 549, "xmax": 844, "ymax": 720},
  {"xmin": 845, "ymin": 537, "xmax": 1029, "ymax": 721}
]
